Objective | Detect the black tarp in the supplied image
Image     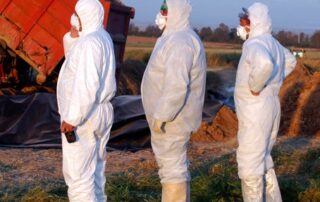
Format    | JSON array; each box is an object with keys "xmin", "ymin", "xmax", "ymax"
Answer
[{"xmin": 0, "ymin": 93, "xmax": 226, "ymax": 150}]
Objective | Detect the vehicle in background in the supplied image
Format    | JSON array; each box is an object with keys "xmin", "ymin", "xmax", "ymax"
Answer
[{"xmin": 0, "ymin": 0, "xmax": 134, "ymax": 93}]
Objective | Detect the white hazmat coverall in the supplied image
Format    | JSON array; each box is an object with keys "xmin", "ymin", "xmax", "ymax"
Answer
[
  {"xmin": 141, "ymin": 0, "xmax": 207, "ymax": 201},
  {"xmin": 56, "ymin": 0, "xmax": 116, "ymax": 201},
  {"xmin": 234, "ymin": 3, "xmax": 297, "ymax": 202}
]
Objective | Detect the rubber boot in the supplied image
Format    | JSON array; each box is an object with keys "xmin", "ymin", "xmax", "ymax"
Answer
[
  {"xmin": 265, "ymin": 168, "xmax": 282, "ymax": 202},
  {"xmin": 241, "ymin": 176, "xmax": 263, "ymax": 202},
  {"xmin": 161, "ymin": 182, "xmax": 190, "ymax": 202}
]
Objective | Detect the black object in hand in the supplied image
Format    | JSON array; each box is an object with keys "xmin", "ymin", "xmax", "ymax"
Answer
[{"xmin": 65, "ymin": 131, "xmax": 76, "ymax": 143}]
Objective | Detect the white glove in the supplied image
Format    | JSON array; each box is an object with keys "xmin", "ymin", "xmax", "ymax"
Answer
[{"xmin": 152, "ymin": 119, "xmax": 165, "ymax": 134}]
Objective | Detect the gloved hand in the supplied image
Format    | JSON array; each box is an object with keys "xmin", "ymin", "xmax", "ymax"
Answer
[
  {"xmin": 250, "ymin": 90, "xmax": 260, "ymax": 96},
  {"xmin": 152, "ymin": 119, "xmax": 165, "ymax": 134},
  {"xmin": 70, "ymin": 26, "xmax": 79, "ymax": 38},
  {"xmin": 60, "ymin": 121, "xmax": 75, "ymax": 133}
]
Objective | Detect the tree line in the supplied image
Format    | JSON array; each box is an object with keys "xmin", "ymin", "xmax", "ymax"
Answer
[{"xmin": 129, "ymin": 23, "xmax": 320, "ymax": 48}]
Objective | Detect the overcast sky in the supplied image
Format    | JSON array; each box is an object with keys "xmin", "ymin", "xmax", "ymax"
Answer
[{"xmin": 122, "ymin": 0, "xmax": 320, "ymax": 34}]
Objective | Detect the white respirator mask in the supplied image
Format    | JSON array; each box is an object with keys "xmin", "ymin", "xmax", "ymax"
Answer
[
  {"xmin": 237, "ymin": 25, "xmax": 249, "ymax": 41},
  {"xmin": 70, "ymin": 13, "xmax": 81, "ymax": 31},
  {"xmin": 155, "ymin": 13, "xmax": 167, "ymax": 30}
]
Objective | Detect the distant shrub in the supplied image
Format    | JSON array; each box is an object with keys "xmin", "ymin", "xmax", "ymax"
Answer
[
  {"xmin": 206, "ymin": 53, "xmax": 241, "ymax": 68},
  {"xmin": 124, "ymin": 49, "xmax": 241, "ymax": 69},
  {"xmin": 124, "ymin": 50, "xmax": 151, "ymax": 64},
  {"xmin": 117, "ymin": 59, "xmax": 146, "ymax": 95}
]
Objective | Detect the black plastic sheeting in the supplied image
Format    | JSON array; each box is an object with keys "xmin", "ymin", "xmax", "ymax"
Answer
[{"xmin": 0, "ymin": 93, "xmax": 228, "ymax": 150}]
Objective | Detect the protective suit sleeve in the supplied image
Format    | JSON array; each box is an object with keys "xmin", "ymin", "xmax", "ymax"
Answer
[
  {"xmin": 63, "ymin": 32, "xmax": 78, "ymax": 56},
  {"xmin": 64, "ymin": 39, "xmax": 102, "ymax": 126},
  {"xmin": 247, "ymin": 43, "xmax": 273, "ymax": 93},
  {"xmin": 283, "ymin": 47, "xmax": 297, "ymax": 77},
  {"xmin": 153, "ymin": 43, "xmax": 194, "ymax": 122}
]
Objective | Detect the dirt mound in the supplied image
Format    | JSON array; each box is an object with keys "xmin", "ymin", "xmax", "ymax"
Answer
[
  {"xmin": 279, "ymin": 61, "xmax": 320, "ymax": 137},
  {"xmin": 192, "ymin": 106, "xmax": 238, "ymax": 142},
  {"xmin": 193, "ymin": 60, "xmax": 320, "ymax": 143}
]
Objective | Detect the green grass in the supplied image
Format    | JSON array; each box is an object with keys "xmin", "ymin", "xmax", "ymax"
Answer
[
  {"xmin": 106, "ymin": 173, "xmax": 161, "ymax": 202},
  {"xmin": 299, "ymin": 148, "xmax": 320, "ymax": 178},
  {"xmin": 298, "ymin": 179, "xmax": 320, "ymax": 201},
  {"xmin": 124, "ymin": 50, "xmax": 151, "ymax": 65},
  {"xmin": 205, "ymin": 48, "xmax": 242, "ymax": 55},
  {"xmin": 0, "ymin": 181, "xmax": 68, "ymax": 202},
  {"xmin": 126, "ymin": 42, "xmax": 155, "ymax": 49},
  {"xmin": 0, "ymin": 161, "xmax": 17, "ymax": 173},
  {"xmin": 206, "ymin": 52, "xmax": 241, "ymax": 68},
  {"xmin": 190, "ymin": 154, "xmax": 242, "ymax": 202},
  {"xmin": 1, "ymin": 147, "xmax": 320, "ymax": 201},
  {"xmin": 273, "ymin": 146, "xmax": 320, "ymax": 202},
  {"xmin": 124, "ymin": 49, "xmax": 241, "ymax": 68},
  {"xmin": 304, "ymin": 50, "xmax": 320, "ymax": 59}
]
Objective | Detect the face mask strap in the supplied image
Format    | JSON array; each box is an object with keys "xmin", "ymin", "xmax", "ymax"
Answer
[{"xmin": 74, "ymin": 12, "xmax": 82, "ymax": 32}]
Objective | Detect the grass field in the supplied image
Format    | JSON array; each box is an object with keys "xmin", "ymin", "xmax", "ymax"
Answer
[
  {"xmin": 125, "ymin": 36, "xmax": 320, "ymax": 69},
  {"xmin": 1, "ymin": 144, "xmax": 320, "ymax": 201},
  {"xmin": 125, "ymin": 36, "xmax": 243, "ymax": 68}
]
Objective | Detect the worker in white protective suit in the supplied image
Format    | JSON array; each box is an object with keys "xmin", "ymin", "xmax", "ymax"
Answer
[
  {"xmin": 56, "ymin": 0, "xmax": 116, "ymax": 201},
  {"xmin": 235, "ymin": 2, "xmax": 297, "ymax": 202},
  {"xmin": 141, "ymin": 0, "xmax": 207, "ymax": 201}
]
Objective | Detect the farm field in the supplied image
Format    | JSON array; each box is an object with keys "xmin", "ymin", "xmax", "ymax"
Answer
[{"xmin": 1, "ymin": 35, "xmax": 320, "ymax": 201}]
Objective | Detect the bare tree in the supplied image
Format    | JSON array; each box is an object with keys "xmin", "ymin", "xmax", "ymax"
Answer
[
  {"xmin": 144, "ymin": 25, "xmax": 161, "ymax": 37},
  {"xmin": 212, "ymin": 23, "xmax": 229, "ymax": 42},
  {"xmin": 128, "ymin": 23, "xmax": 140, "ymax": 36},
  {"xmin": 311, "ymin": 31, "xmax": 320, "ymax": 48},
  {"xmin": 275, "ymin": 30, "xmax": 298, "ymax": 46},
  {"xmin": 199, "ymin": 27, "xmax": 213, "ymax": 41}
]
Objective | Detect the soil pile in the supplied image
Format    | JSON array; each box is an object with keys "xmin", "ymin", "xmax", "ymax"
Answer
[
  {"xmin": 192, "ymin": 60, "xmax": 320, "ymax": 143},
  {"xmin": 279, "ymin": 61, "xmax": 320, "ymax": 137},
  {"xmin": 192, "ymin": 106, "xmax": 238, "ymax": 142}
]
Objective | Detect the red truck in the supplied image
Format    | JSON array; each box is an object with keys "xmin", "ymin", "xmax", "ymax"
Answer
[{"xmin": 0, "ymin": 0, "xmax": 134, "ymax": 85}]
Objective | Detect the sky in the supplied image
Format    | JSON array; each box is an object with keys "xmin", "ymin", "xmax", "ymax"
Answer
[{"xmin": 122, "ymin": 0, "xmax": 320, "ymax": 34}]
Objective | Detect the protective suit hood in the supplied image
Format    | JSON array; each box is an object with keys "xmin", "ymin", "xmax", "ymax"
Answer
[
  {"xmin": 248, "ymin": 2, "xmax": 272, "ymax": 38},
  {"xmin": 165, "ymin": 0, "xmax": 191, "ymax": 32},
  {"xmin": 75, "ymin": 0, "xmax": 104, "ymax": 35}
]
